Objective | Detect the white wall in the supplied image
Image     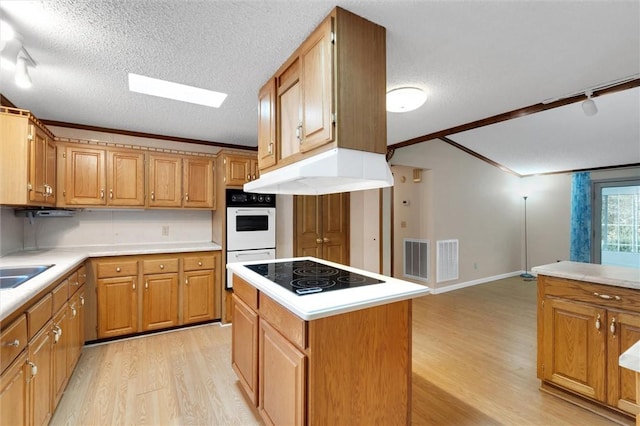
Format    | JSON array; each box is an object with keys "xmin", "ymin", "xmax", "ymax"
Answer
[
  {"xmin": 391, "ymin": 139, "xmax": 522, "ymax": 290},
  {"xmin": 350, "ymin": 189, "xmax": 380, "ymax": 273},
  {"xmin": 22, "ymin": 209, "xmax": 213, "ymax": 250},
  {"xmin": 0, "ymin": 206, "xmax": 24, "ymax": 255}
]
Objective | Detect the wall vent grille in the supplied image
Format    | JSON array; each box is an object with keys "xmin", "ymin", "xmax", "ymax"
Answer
[
  {"xmin": 403, "ymin": 238, "xmax": 429, "ymax": 282},
  {"xmin": 437, "ymin": 239, "xmax": 459, "ymax": 283}
]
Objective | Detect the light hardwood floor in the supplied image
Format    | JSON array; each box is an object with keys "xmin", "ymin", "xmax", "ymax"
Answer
[{"xmin": 51, "ymin": 277, "xmax": 623, "ymax": 425}]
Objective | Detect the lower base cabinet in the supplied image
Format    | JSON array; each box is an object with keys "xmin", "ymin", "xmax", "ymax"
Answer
[
  {"xmin": 29, "ymin": 322, "xmax": 53, "ymax": 426},
  {"xmin": 231, "ymin": 274, "xmax": 412, "ymax": 425},
  {"xmin": 0, "ymin": 352, "xmax": 28, "ymax": 426},
  {"xmin": 538, "ymin": 275, "xmax": 640, "ymax": 419}
]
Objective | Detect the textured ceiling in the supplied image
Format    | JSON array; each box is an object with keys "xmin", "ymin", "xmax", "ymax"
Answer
[{"xmin": 1, "ymin": 0, "xmax": 639, "ymax": 175}]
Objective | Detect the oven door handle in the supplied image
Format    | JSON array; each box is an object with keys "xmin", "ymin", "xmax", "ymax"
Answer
[
  {"xmin": 234, "ymin": 209, "xmax": 273, "ymax": 215},
  {"xmin": 234, "ymin": 251, "xmax": 273, "ymax": 257}
]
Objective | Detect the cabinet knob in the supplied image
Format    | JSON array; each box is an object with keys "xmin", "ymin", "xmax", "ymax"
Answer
[
  {"xmin": 160, "ymin": 264, "xmax": 164, "ymax": 269},
  {"xmin": 316, "ymin": 238, "xmax": 323, "ymax": 244},
  {"xmin": 7, "ymin": 339, "xmax": 19, "ymax": 347},
  {"xmin": 323, "ymin": 237, "xmax": 330, "ymax": 243},
  {"xmin": 198, "ymin": 261, "xmax": 203, "ymax": 266},
  {"xmin": 116, "ymin": 267, "xmax": 121, "ymax": 272}
]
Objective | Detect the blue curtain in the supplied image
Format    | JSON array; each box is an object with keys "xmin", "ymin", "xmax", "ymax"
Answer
[{"xmin": 570, "ymin": 172, "xmax": 591, "ymax": 262}]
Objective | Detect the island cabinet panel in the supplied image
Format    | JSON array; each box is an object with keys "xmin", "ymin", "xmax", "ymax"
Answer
[
  {"xmin": 307, "ymin": 300, "xmax": 412, "ymax": 425},
  {"xmin": 538, "ymin": 274, "xmax": 640, "ymax": 419},
  {"xmin": 259, "ymin": 319, "xmax": 306, "ymax": 426},
  {"xmin": 231, "ymin": 294, "xmax": 259, "ymax": 405}
]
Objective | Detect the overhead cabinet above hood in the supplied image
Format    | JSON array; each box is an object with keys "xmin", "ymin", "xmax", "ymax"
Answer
[
  {"xmin": 251, "ymin": 7, "xmax": 389, "ymax": 195},
  {"xmin": 244, "ymin": 148, "xmax": 393, "ymax": 195}
]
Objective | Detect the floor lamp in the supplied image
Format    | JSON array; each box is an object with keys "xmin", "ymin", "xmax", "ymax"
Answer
[{"xmin": 521, "ymin": 195, "xmax": 535, "ymax": 280}]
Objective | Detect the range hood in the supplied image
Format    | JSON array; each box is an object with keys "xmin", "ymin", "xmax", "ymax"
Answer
[{"xmin": 243, "ymin": 148, "xmax": 394, "ymax": 195}]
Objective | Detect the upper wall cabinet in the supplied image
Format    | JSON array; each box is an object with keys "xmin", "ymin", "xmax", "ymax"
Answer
[
  {"xmin": 258, "ymin": 6, "xmax": 387, "ymax": 173},
  {"xmin": 58, "ymin": 144, "xmax": 145, "ymax": 208},
  {"xmin": 149, "ymin": 154, "xmax": 216, "ymax": 209},
  {"xmin": 0, "ymin": 108, "xmax": 56, "ymax": 206},
  {"xmin": 221, "ymin": 153, "xmax": 259, "ymax": 187}
]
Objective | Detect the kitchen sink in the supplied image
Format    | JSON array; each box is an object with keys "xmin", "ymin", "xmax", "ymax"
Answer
[{"xmin": 0, "ymin": 265, "xmax": 54, "ymax": 290}]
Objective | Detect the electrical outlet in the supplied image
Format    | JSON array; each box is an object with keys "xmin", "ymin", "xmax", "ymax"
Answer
[{"xmin": 162, "ymin": 226, "xmax": 170, "ymax": 236}]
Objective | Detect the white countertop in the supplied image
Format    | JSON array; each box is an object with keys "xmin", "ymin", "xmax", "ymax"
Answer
[
  {"xmin": 620, "ymin": 340, "xmax": 640, "ymax": 373},
  {"xmin": 532, "ymin": 261, "xmax": 640, "ymax": 290},
  {"xmin": 0, "ymin": 241, "xmax": 221, "ymax": 321},
  {"xmin": 227, "ymin": 256, "xmax": 430, "ymax": 321}
]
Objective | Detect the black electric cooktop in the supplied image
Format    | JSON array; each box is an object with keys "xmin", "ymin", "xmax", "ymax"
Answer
[{"xmin": 245, "ymin": 260, "xmax": 385, "ymax": 295}]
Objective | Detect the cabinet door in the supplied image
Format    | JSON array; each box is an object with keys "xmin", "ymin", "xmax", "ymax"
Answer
[
  {"xmin": 29, "ymin": 322, "xmax": 53, "ymax": 426},
  {"xmin": 607, "ymin": 310, "xmax": 640, "ymax": 414},
  {"xmin": 183, "ymin": 270, "xmax": 215, "ymax": 324},
  {"xmin": 97, "ymin": 276, "xmax": 138, "ymax": 338},
  {"xmin": 232, "ymin": 295, "xmax": 259, "ymax": 405},
  {"xmin": 542, "ymin": 298, "xmax": 606, "ymax": 401},
  {"xmin": 149, "ymin": 154, "xmax": 182, "ymax": 207},
  {"xmin": 45, "ymin": 137, "xmax": 56, "ymax": 205},
  {"xmin": 294, "ymin": 195, "xmax": 322, "ymax": 258},
  {"xmin": 28, "ymin": 124, "xmax": 47, "ymax": 204},
  {"xmin": 107, "ymin": 149, "xmax": 145, "ymax": 206},
  {"xmin": 259, "ymin": 319, "xmax": 305, "ymax": 426},
  {"xmin": 64, "ymin": 146, "xmax": 107, "ymax": 205},
  {"xmin": 142, "ymin": 274, "xmax": 178, "ymax": 331},
  {"xmin": 299, "ymin": 15, "xmax": 334, "ymax": 152},
  {"xmin": 183, "ymin": 158, "xmax": 214, "ymax": 208},
  {"xmin": 278, "ymin": 71, "xmax": 302, "ymax": 161},
  {"xmin": 51, "ymin": 305, "xmax": 69, "ymax": 409},
  {"xmin": 66, "ymin": 290, "xmax": 83, "ymax": 373},
  {"xmin": 0, "ymin": 351, "xmax": 27, "ymax": 426},
  {"xmin": 258, "ymin": 79, "xmax": 277, "ymax": 170},
  {"xmin": 225, "ymin": 155, "xmax": 252, "ymax": 186}
]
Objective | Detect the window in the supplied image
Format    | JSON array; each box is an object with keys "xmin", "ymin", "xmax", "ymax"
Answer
[{"xmin": 593, "ymin": 179, "xmax": 640, "ymax": 268}]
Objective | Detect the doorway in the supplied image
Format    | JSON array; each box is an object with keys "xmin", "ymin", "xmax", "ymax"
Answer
[{"xmin": 592, "ymin": 178, "xmax": 640, "ymax": 268}]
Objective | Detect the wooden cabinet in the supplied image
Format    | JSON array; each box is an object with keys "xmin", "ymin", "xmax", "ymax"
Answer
[
  {"xmin": 231, "ymin": 273, "xmax": 412, "ymax": 425},
  {"xmin": 28, "ymin": 321, "xmax": 53, "ymax": 426},
  {"xmin": 67, "ymin": 286, "xmax": 85, "ymax": 372},
  {"xmin": 259, "ymin": 6, "xmax": 386, "ymax": 173},
  {"xmin": 183, "ymin": 157, "xmax": 215, "ymax": 209},
  {"xmin": 0, "ymin": 107, "xmax": 56, "ymax": 206},
  {"xmin": 97, "ymin": 260, "xmax": 139, "ymax": 339},
  {"xmin": 223, "ymin": 154, "xmax": 258, "ymax": 186},
  {"xmin": 0, "ymin": 351, "xmax": 27, "ymax": 426},
  {"xmin": 183, "ymin": 252, "xmax": 219, "ymax": 324},
  {"xmin": 258, "ymin": 79, "xmax": 277, "ymax": 170},
  {"xmin": 142, "ymin": 259, "xmax": 179, "ymax": 331},
  {"xmin": 149, "ymin": 154, "xmax": 182, "ymax": 207},
  {"xmin": 231, "ymin": 294, "xmax": 259, "ymax": 404},
  {"xmin": 51, "ymin": 301, "xmax": 69, "ymax": 408},
  {"xmin": 538, "ymin": 275, "xmax": 640, "ymax": 418},
  {"xmin": 259, "ymin": 318, "xmax": 305, "ymax": 426},
  {"xmin": 61, "ymin": 144, "xmax": 146, "ymax": 207},
  {"xmin": 294, "ymin": 193, "xmax": 349, "ymax": 264}
]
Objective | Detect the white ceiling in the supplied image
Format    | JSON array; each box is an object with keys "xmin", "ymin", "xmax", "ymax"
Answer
[{"xmin": 1, "ymin": 1, "xmax": 638, "ymax": 175}]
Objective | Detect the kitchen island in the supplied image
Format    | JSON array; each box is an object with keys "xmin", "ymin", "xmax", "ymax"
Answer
[
  {"xmin": 227, "ymin": 257, "xmax": 430, "ymax": 426},
  {"xmin": 533, "ymin": 261, "xmax": 640, "ymax": 423}
]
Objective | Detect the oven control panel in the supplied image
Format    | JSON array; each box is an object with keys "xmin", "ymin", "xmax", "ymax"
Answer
[{"xmin": 226, "ymin": 188, "xmax": 276, "ymax": 207}]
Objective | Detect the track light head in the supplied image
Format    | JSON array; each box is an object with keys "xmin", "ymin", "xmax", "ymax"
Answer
[{"xmin": 582, "ymin": 90, "xmax": 598, "ymax": 116}]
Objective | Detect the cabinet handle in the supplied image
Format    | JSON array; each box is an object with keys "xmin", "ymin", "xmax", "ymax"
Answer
[
  {"xmin": 593, "ymin": 292, "xmax": 621, "ymax": 301},
  {"xmin": 252, "ymin": 174, "xmax": 256, "ymax": 180},
  {"xmin": 116, "ymin": 267, "xmax": 121, "ymax": 272},
  {"xmin": 247, "ymin": 174, "xmax": 251, "ymax": 181},
  {"xmin": 71, "ymin": 305, "xmax": 77, "ymax": 318},
  {"xmin": 185, "ymin": 278, "xmax": 189, "ymax": 285},
  {"xmin": 109, "ymin": 189, "xmax": 113, "ymax": 199},
  {"xmin": 296, "ymin": 123, "xmax": 303, "ymax": 142},
  {"xmin": 100, "ymin": 188, "xmax": 105, "ymax": 199},
  {"xmin": 132, "ymin": 282, "xmax": 136, "ymax": 290},
  {"xmin": 610, "ymin": 317, "xmax": 617, "ymax": 336},
  {"xmin": 185, "ymin": 193, "xmax": 189, "ymax": 202},
  {"xmin": 6, "ymin": 339, "xmax": 20, "ymax": 347},
  {"xmin": 53, "ymin": 326, "xmax": 62, "ymax": 343},
  {"xmin": 268, "ymin": 143, "xmax": 273, "ymax": 155},
  {"xmin": 595, "ymin": 313, "xmax": 601, "ymax": 331},
  {"xmin": 316, "ymin": 238, "xmax": 323, "ymax": 244},
  {"xmin": 80, "ymin": 296, "xmax": 85, "ymax": 306},
  {"xmin": 323, "ymin": 237, "xmax": 330, "ymax": 243},
  {"xmin": 145, "ymin": 281, "xmax": 149, "ymax": 290},
  {"xmin": 72, "ymin": 280, "xmax": 79, "ymax": 286},
  {"xmin": 27, "ymin": 361, "xmax": 37, "ymax": 377},
  {"xmin": 151, "ymin": 191, "xmax": 155, "ymax": 201}
]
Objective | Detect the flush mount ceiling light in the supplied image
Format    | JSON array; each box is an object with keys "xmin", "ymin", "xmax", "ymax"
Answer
[
  {"xmin": 581, "ymin": 90, "xmax": 598, "ymax": 116},
  {"xmin": 128, "ymin": 73, "xmax": 227, "ymax": 108},
  {"xmin": 386, "ymin": 87, "xmax": 427, "ymax": 113}
]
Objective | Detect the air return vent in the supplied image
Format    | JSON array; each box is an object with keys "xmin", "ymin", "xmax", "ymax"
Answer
[
  {"xmin": 403, "ymin": 238, "xmax": 429, "ymax": 282},
  {"xmin": 437, "ymin": 239, "xmax": 459, "ymax": 283}
]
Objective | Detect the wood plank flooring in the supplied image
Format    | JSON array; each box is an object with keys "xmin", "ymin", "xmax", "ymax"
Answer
[{"xmin": 51, "ymin": 277, "xmax": 622, "ymax": 425}]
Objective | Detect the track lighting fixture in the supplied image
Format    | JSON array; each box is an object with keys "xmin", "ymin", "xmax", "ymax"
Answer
[
  {"xmin": 581, "ymin": 90, "xmax": 598, "ymax": 116},
  {"xmin": 0, "ymin": 21, "xmax": 36, "ymax": 89}
]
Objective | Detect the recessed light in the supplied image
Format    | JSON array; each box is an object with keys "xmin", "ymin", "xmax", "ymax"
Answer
[
  {"xmin": 128, "ymin": 73, "xmax": 227, "ymax": 108},
  {"xmin": 386, "ymin": 87, "xmax": 427, "ymax": 113}
]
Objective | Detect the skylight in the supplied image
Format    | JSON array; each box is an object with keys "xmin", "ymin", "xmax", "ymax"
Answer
[{"xmin": 128, "ymin": 73, "xmax": 227, "ymax": 108}]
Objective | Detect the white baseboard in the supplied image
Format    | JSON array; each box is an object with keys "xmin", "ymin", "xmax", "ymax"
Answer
[{"xmin": 430, "ymin": 270, "xmax": 527, "ymax": 294}]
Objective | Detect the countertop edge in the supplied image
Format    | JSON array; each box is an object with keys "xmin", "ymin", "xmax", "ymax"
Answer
[{"xmin": 532, "ymin": 261, "xmax": 640, "ymax": 290}]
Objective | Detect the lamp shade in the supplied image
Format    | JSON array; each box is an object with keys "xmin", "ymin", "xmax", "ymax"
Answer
[
  {"xmin": 386, "ymin": 87, "xmax": 427, "ymax": 113},
  {"xmin": 582, "ymin": 98, "xmax": 598, "ymax": 116}
]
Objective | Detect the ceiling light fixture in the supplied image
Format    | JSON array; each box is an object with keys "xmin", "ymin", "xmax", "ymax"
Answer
[
  {"xmin": 0, "ymin": 19, "xmax": 15, "ymax": 43},
  {"xmin": 0, "ymin": 37, "xmax": 22, "ymax": 70},
  {"xmin": 581, "ymin": 90, "xmax": 598, "ymax": 116},
  {"xmin": 128, "ymin": 73, "xmax": 227, "ymax": 108},
  {"xmin": 386, "ymin": 87, "xmax": 427, "ymax": 113},
  {"xmin": 14, "ymin": 54, "xmax": 33, "ymax": 89}
]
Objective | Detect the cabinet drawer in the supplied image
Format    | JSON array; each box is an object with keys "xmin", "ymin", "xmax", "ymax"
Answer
[
  {"xmin": 260, "ymin": 294, "xmax": 306, "ymax": 350},
  {"xmin": 184, "ymin": 254, "xmax": 215, "ymax": 271},
  {"xmin": 68, "ymin": 271, "xmax": 81, "ymax": 296},
  {"xmin": 27, "ymin": 293, "xmax": 52, "ymax": 340},
  {"xmin": 77, "ymin": 265, "xmax": 87, "ymax": 285},
  {"xmin": 142, "ymin": 258, "xmax": 179, "ymax": 274},
  {"xmin": 541, "ymin": 275, "xmax": 640, "ymax": 312},
  {"xmin": 97, "ymin": 260, "xmax": 138, "ymax": 278},
  {"xmin": 1, "ymin": 314, "xmax": 27, "ymax": 373},
  {"xmin": 233, "ymin": 275, "xmax": 258, "ymax": 311},
  {"xmin": 52, "ymin": 280, "xmax": 69, "ymax": 314}
]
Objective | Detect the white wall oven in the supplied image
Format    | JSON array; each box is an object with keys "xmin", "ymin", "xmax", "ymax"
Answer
[{"xmin": 226, "ymin": 189, "xmax": 276, "ymax": 288}]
